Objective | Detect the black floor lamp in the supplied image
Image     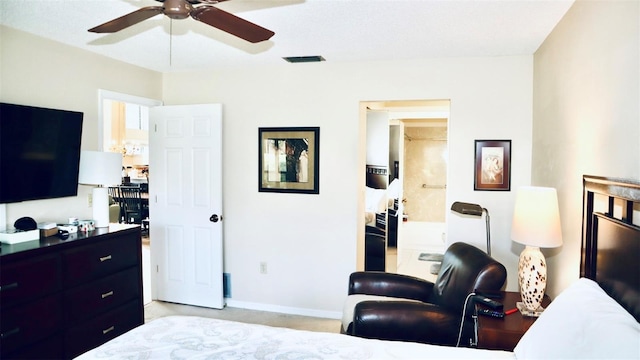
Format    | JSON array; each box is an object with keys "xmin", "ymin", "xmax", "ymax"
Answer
[
  {"xmin": 450, "ymin": 202, "xmax": 491, "ymax": 256},
  {"xmin": 427, "ymin": 202, "xmax": 492, "ymax": 275}
]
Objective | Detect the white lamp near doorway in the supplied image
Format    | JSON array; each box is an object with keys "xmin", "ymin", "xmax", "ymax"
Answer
[
  {"xmin": 78, "ymin": 151, "xmax": 122, "ymax": 228},
  {"xmin": 511, "ymin": 186, "xmax": 563, "ymax": 312}
]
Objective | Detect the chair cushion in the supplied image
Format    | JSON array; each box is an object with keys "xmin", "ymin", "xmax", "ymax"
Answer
[{"xmin": 341, "ymin": 294, "xmax": 421, "ymax": 333}]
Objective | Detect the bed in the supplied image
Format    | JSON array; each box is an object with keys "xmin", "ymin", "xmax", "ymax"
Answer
[
  {"xmin": 364, "ymin": 165, "xmax": 390, "ymax": 229},
  {"xmin": 364, "ymin": 165, "xmax": 399, "ymax": 270},
  {"xmin": 76, "ymin": 175, "xmax": 640, "ymax": 360}
]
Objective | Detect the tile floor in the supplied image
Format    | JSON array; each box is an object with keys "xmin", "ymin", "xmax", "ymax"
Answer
[{"xmin": 386, "ymin": 221, "xmax": 446, "ymax": 282}]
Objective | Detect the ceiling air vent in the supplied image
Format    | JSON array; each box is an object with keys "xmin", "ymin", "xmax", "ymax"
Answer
[{"xmin": 283, "ymin": 56, "xmax": 326, "ymax": 63}]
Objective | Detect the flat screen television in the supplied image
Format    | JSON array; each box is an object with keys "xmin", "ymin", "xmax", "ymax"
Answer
[{"xmin": 0, "ymin": 102, "xmax": 84, "ymax": 204}]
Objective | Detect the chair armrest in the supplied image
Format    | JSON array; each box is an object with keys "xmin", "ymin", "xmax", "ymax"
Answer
[
  {"xmin": 352, "ymin": 301, "xmax": 465, "ymax": 346},
  {"xmin": 348, "ymin": 271, "xmax": 434, "ymax": 302}
]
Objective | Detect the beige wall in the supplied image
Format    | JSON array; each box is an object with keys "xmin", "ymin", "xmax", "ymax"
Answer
[
  {"xmin": 2, "ymin": 0, "xmax": 636, "ymax": 316},
  {"xmin": 162, "ymin": 56, "xmax": 534, "ymax": 315},
  {"xmin": 532, "ymin": 0, "xmax": 639, "ymax": 297},
  {"xmin": 1, "ymin": 26, "xmax": 535, "ymax": 314},
  {"xmin": 3, "ymin": 25, "xmax": 535, "ymax": 315},
  {"xmin": 0, "ymin": 26, "xmax": 162, "ymax": 230}
]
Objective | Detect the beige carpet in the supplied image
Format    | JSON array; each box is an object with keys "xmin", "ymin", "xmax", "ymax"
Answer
[
  {"xmin": 141, "ymin": 233, "xmax": 340, "ymax": 335},
  {"xmin": 144, "ymin": 301, "xmax": 342, "ymax": 334}
]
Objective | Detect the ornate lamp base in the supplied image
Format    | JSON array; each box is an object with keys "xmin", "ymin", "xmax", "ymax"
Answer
[
  {"xmin": 518, "ymin": 245, "xmax": 547, "ymax": 311},
  {"xmin": 516, "ymin": 301, "xmax": 545, "ymax": 317}
]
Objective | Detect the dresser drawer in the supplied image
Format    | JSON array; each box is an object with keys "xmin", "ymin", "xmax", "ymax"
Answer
[
  {"xmin": 0, "ymin": 295, "xmax": 63, "ymax": 356},
  {"xmin": 0, "ymin": 254, "xmax": 60, "ymax": 307},
  {"xmin": 3, "ymin": 333, "xmax": 64, "ymax": 360},
  {"xmin": 65, "ymin": 300, "xmax": 143, "ymax": 359},
  {"xmin": 64, "ymin": 267, "xmax": 141, "ymax": 325},
  {"xmin": 62, "ymin": 233, "xmax": 139, "ymax": 287}
]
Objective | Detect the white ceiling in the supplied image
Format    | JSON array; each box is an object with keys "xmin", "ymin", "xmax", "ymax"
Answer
[{"xmin": 0, "ymin": 0, "xmax": 574, "ymax": 73}]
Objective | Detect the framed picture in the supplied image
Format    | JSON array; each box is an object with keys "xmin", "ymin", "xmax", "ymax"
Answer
[
  {"xmin": 258, "ymin": 127, "xmax": 320, "ymax": 194},
  {"xmin": 474, "ymin": 140, "xmax": 511, "ymax": 191}
]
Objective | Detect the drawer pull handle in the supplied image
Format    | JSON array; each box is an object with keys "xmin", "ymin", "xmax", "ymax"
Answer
[
  {"xmin": 101, "ymin": 290, "xmax": 114, "ymax": 299},
  {"xmin": 100, "ymin": 255, "xmax": 113, "ymax": 262},
  {"xmin": 0, "ymin": 282, "xmax": 18, "ymax": 292},
  {"xmin": 1, "ymin": 327, "xmax": 20, "ymax": 339},
  {"xmin": 102, "ymin": 326, "xmax": 115, "ymax": 335}
]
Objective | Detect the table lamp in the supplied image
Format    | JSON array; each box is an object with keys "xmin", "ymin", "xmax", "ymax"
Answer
[
  {"xmin": 451, "ymin": 202, "xmax": 491, "ymax": 256},
  {"xmin": 78, "ymin": 151, "xmax": 122, "ymax": 228},
  {"xmin": 511, "ymin": 186, "xmax": 563, "ymax": 312}
]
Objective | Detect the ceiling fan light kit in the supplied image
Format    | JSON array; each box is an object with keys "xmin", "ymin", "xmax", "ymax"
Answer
[{"xmin": 88, "ymin": 0, "xmax": 274, "ymax": 43}]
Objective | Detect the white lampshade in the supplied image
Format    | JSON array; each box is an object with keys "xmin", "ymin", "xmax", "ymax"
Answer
[
  {"xmin": 511, "ymin": 186, "xmax": 563, "ymax": 312},
  {"xmin": 78, "ymin": 151, "xmax": 122, "ymax": 228},
  {"xmin": 511, "ymin": 186, "xmax": 563, "ymax": 248},
  {"xmin": 78, "ymin": 151, "xmax": 122, "ymax": 186}
]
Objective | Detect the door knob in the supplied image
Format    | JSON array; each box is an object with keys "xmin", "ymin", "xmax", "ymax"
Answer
[{"xmin": 210, "ymin": 214, "xmax": 222, "ymax": 222}]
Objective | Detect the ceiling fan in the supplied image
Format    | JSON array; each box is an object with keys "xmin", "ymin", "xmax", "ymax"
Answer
[{"xmin": 88, "ymin": 0, "xmax": 274, "ymax": 43}]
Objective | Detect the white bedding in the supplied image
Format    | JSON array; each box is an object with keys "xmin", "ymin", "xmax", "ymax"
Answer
[
  {"xmin": 75, "ymin": 315, "xmax": 513, "ymax": 360},
  {"xmin": 365, "ymin": 187, "xmax": 387, "ymax": 212},
  {"xmin": 364, "ymin": 183, "xmax": 399, "ymax": 227},
  {"xmin": 514, "ymin": 278, "xmax": 640, "ymax": 360},
  {"xmin": 364, "ymin": 187, "xmax": 386, "ymax": 226},
  {"xmin": 76, "ymin": 278, "xmax": 638, "ymax": 360}
]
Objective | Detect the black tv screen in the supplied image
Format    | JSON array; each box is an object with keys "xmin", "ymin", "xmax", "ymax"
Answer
[{"xmin": 0, "ymin": 103, "xmax": 83, "ymax": 203}]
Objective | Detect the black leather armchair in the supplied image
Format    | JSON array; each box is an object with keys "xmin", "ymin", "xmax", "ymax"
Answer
[{"xmin": 342, "ymin": 242, "xmax": 507, "ymax": 347}]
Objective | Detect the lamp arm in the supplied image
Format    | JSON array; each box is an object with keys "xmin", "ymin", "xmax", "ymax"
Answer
[{"xmin": 483, "ymin": 208, "xmax": 491, "ymax": 256}]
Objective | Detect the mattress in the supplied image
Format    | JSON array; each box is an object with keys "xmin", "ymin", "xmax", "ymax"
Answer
[{"xmin": 75, "ymin": 315, "xmax": 514, "ymax": 359}]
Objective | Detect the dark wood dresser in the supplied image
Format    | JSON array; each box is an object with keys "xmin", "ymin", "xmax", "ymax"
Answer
[{"xmin": 0, "ymin": 224, "xmax": 143, "ymax": 359}]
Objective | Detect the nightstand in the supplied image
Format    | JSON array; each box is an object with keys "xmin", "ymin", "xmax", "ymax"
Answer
[{"xmin": 476, "ymin": 291, "xmax": 551, "ymax": 351}]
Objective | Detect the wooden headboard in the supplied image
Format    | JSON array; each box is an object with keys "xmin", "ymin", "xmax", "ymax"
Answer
[
  {"xmin": 366, "ymin": 165, "xmax": 388, "ymax": 190},
  {"xmin": 581, "ymin": 175, "xmax": 640, "ymax": 321}
]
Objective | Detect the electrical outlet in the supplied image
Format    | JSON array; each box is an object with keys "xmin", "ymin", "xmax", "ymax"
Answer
[
  {"xmin": 88, "ymin": 193, "xmax": 93, "ymax": 207},
  {"xmin": 260, "ymin": 262, "xmax": 267, "ymax": 274}
]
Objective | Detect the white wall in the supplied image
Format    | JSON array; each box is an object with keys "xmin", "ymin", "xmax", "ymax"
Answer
[
  {"xmin": 3, "ymin": 1, "xmax": 637, "ymax": 317},
  {"xmin": 365, "ymin": 110, "xmax": 390, "ymax": 166},
  {"xmin": 2, "ymin": 25, "xmax": 535, "ymax": 317},
  {"xmin": 162, "ymin": 56, "xmax": 534, "ymax": 316},
  {"xmin": 0, "ymin": 26, "xmax": 162, "ymax": 230},
  {"xmin": 532, "ymin": 0, "xmax": 639, "ymax": 297}
]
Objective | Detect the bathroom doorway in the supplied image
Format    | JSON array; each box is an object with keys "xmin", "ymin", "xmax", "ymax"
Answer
[{"xmin": 363, "ymin": 100, "xmax": 450, "ymax": 278}]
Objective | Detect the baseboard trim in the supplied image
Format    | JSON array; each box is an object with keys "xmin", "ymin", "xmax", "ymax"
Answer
[{"xmin": 224, "ymin": 299, "xmax": 342, "ymax": 320}]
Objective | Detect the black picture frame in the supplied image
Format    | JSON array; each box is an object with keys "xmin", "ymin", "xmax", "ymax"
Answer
[
  {"xmin": 474, "ymin": 139, "xmax": 511, "ymax": 191},
  {"xmin": 258, "ymin": 127, "xmax": 320, "ymax": 194}
]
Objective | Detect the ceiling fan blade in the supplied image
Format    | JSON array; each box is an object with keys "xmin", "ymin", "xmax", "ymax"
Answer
[
  {"xmin": 191, "ymin": 6, "xmax": 274, "ymax": 43},
  {"xmin": 154, "ymin": 0, "xmax": 230, "ymax": 4},
  {"xmin": 194, "ymin": 0, "xmax": 231, "ymax": 4},
  {"xmin": 89, "ymin": 7, "xmax": 164, "ymax": 33}
]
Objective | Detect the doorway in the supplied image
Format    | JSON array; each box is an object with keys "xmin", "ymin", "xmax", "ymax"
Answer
[
  {"xmin": 362, "ymin": 100, "xmax": 450, "ymax": 279},
  {"xmin": 98, "ymin": 90, "xmax": 162, "ymax": 305}
]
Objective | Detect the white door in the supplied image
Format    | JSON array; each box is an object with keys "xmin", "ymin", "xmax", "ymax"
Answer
[{"xmin": 149, "ymin": 104, "xmax": 224, "ymax": 309}]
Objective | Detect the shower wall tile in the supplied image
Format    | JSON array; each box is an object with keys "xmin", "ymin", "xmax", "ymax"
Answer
[{"xmin": 403, "ymin": 127, "xmax": 447, "ymax": 222}]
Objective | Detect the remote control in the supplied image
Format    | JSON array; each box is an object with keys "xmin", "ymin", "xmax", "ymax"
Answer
[
  {"xmin": 478, "ymin": 308, "xmax": 505, "ymax": 318},
  {"xmin": 473, "ymin": 296, "xmax": 504, "ymax": 310}
]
